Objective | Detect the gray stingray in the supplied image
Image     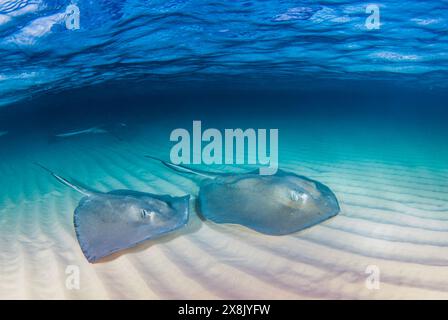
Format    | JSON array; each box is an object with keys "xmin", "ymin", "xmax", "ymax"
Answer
[
  {"xmin": 146, "ymin": 156, "xmax": 340, "ymax": 236},
  {"xmin": 36, "ymin": 164, "xmax": 190, "ymax": 263}
]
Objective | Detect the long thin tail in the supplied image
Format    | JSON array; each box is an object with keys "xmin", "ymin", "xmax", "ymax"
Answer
[
  {"xmin": 34, "ymin": 163, "xmax": 91, "ymax": 196},
  {"xmin": 144, "ymin": 155, "xmax": 216, "ymax": 179}
]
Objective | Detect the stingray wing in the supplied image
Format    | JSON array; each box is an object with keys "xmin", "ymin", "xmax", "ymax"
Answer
[{"xmin": 74, "ymin": 193, "xmax": 190, "ymax": 263}]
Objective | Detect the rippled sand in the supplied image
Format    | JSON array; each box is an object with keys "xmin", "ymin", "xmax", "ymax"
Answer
[{"xmin": 1, "ymin": 121, "xmax": 448, "ymax": 299}]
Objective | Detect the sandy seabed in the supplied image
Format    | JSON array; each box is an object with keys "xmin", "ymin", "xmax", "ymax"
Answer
[{"xmin": 1, "ymin": 120, "xmax": 448, "ymax": 300}]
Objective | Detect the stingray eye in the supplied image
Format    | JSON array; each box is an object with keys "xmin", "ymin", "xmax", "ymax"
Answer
[{"xmin": 290, "ymin": 190, "xmax": 308, "ymax": 203}]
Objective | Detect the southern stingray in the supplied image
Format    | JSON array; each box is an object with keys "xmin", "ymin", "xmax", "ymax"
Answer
[
  {"xmin": 146, "ymin": 156, "xmax": 340, "ymax": 236},
  {"xmin": 36, "ymin": 163, "xmax": 190, "ymax": 263}
]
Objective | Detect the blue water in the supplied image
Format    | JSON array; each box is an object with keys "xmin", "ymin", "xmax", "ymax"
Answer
[
  {"xmin": 1, "ymin": 0, "xmax": 448, "ymax": 106},
  {"xmin": 1, "ymin": 0, "xmax": 448, "ymax": 299}
]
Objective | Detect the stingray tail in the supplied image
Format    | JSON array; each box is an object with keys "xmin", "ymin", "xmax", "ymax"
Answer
[
  {"xmin": 144, "ymin": 155, "xmax": 216, "ymax": 179},
  {"xmin": 34, "ymin": 162, "xmax": 91, "ymax": 196}
]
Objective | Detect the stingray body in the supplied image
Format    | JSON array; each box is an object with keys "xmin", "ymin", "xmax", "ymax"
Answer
[
  {"xmin": 37, "ymin": 164, "xmax": 190, "ymax": 263},
  {"xmin": 147, "ymin": 156, "xmax": 340, "ymax": 236},
  {"xmin": 55, "ymin": 126, "xmax": 107, "ymax": 138}
]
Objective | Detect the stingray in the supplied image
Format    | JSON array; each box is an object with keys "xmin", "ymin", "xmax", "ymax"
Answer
[
  {"xmin": 146, "ymin": 156, "xmax": 340, "ymax": 236},
  {"xmin": 36, "ymin": 164, "xmax": 190, "ymax": 263},
  {"xmin": 55, "ymin": 126, "xmax": 107, "ymax": 138}
]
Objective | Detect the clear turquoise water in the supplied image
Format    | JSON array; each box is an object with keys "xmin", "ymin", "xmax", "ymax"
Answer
[
  {"xmin": 1, "ymin": 90, "xmax": 448, "ymax": 298},
  {"xmin": 0, "ymin": 0, "xmax": 448, "ymax": 299}
]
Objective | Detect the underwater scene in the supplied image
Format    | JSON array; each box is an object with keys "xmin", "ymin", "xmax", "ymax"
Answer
[{"xmin": 1, "ymin": 0, "xmax": 448, "ymax": 300}]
